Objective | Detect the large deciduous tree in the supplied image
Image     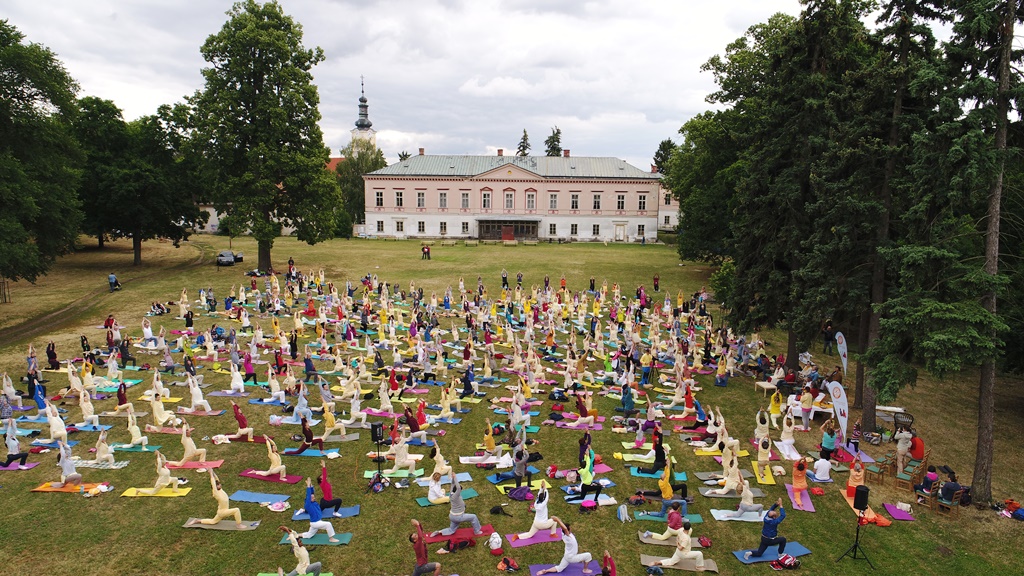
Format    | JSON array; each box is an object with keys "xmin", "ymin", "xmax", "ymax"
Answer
[
  {"xmin": 74, "ymin": 97, "xmax": 129, "ymax": 248},
  {"xmin": 190, "ymin": 0, "xmax": 341, "ymax": 271},
  {"xmin": 0, "ymin": 20, "xmax": 83, "ymax": 282}
]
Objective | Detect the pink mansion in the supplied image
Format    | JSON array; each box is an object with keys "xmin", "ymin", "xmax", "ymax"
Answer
[{"xmin": 363, "ymin": 149, "xmax": 677, "ymax": 242}]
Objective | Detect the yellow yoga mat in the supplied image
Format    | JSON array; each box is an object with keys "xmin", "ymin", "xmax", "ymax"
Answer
[
  {"xmin": 694, "ymin": 449, "xmax": 750, "ymax": 457},
  {"xmin": 137, "ymin": 396, "xmax": 183, "ymax": 403},
  {"xmin": 752, "ymin": 463, "xmax": 777, "ymax": 485},
  {"xmin": 121, "ymin": 487, "xmax": 192, "ymax": 497}
]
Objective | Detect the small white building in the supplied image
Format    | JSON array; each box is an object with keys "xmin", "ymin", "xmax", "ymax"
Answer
[{"xmin": 363, "ymin": 149, "xmax": 665, "ymax": 242}]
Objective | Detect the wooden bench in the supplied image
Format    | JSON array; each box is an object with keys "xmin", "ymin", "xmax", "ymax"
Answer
[
  {"xmin": 523, "ymin": 240, "xmax": 538, "ymax": 246},
  {"xmin": 482, "ymin": 240, "xmax": 499, "ymax": 245},
  {"xmin": 441, "ymin": 240, "xmax": 457, "ymax": 247},
  {"xmin": 503, "ymin": 240, "xmax": 518, "ymax": 246},
  {"xmin": 464, "ymin": 240, "xmax": 479, "ymax": 247},
  {"xmin": 420, "ymin": 240, "xmax": 436, "ymax": 246}
]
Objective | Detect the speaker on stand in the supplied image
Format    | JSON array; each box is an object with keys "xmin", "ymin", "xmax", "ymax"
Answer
[
  {"xmin": 370, "ymin": 421, "xmax": 385, "ymax": 478},
  {"xmin": 837, "ymin": 485, "xmax": 875, "ymax": 569}
]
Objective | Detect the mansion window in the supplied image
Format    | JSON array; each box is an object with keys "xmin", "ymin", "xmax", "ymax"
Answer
[
  {"xmin": 549, "ymin": 194, "xmax": 557, "ymax": 209},
  {"xmin": 527, "ymin": 193, "xmax": 536, "ymax": 210},
  {"xmin": 461, "ymin": 192, "xmax": 470, "ymax": 208},
  {"xmin": 504, "ymin": 192, "xmax": 514, "ymax": 209},
  {"xmin": 549, "ymin": 223, "xmax": 557, "ymax": 235},
  {"xmin": 571, "ymin": 194, "xmax": 579, "ymax": 210},
  {"xmin": 418, "ymin": 221, "xmax": 425, "ymax": 233},
  {"xmin": 617, "ymin": 194, "xmax": 625, "ymax": 210},
  {"xmin": 395, "ymin": 191, "xmax": 403, "ymax": 207},
  {"xmin": 638, "ymin": 224, "xmax": 645, "ymax": 236},
  {"xmin": 440, "ymin": 221, "xmax": 447, "ymax": 234},
  {"xmin": 592, "ymin": 224, "xmax": 600, "ymax": 236},
  {"xmin": 376, "ymin": 220, "xmax": 384, "ymax": 232},
  {"xmin": 396, "ymin": 221, "xmax": 404, "ymax": 232},
  {"xmin": 439, "ymin": 192, "xmax": 447, "ymax": 208},
  {"xmin": 417, "ymin": 191, "xmax": 425, "ymax": 208},
  {"xmin": 592, "ymin": 194, "xmax": 601, "ymax": 210},
  {"xmin": 375, "ymin": 190, "xmax": 383, "ymax": 207},
  {"xmin": 482, "ymin": 192, "xmax": 492, "ymax": 209},
  {"xmin": 638, "ymin": 195, "xmax": 647, "ymax": 211},
  {"xmin": 461, "ymin": 222, "xmax": 469, "ymax": 234},
  {"xmin": 571, "ymin": 224, "xmax": 578, "ymax": 235},
  {"xmin": 665, "ymin": 193, "xmax": 672, "ymax": 205},
  {"xmin": 664, "ymin": 215, "xmax": 671, "ymax": 225}
]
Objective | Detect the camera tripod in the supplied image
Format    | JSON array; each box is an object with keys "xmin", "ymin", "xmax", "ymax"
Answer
[{"xmin": 836, "ymin": 510, "xmax": 874, "ymax": 569}]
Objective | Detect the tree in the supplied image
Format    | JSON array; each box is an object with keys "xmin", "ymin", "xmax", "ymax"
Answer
[
  {"xmin": 544, "ymin": 126, "xmax": 562, "ymax": 157},
  {"xmin": 652, "ymin": 139, "xmax": 675, "ymax": 173},
  {"xmin": 335, "ymin": 137, "xmax": 386, "ymax": 235},
  {"xmin": 73, "ymin": 97, "xmax": 130, "ymax": 248},
  {"xmin": 398, "ymin": 150, "xmax": 411, "ymax": 161},
  {"xmin": 0, "ymin": 20, "xmax": 83, "ymax": 282},
  {"xmin": 516, "ymin": 129, "xmax": 530, "ymax": 156},
  {"xmin": 189, "ymin": 0, "xmax": 341, "ymax": 271}
]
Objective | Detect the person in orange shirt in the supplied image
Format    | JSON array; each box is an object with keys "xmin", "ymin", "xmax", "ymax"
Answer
[{"xmin": 792, "ymin": 459, "xmax": 809, "ymax": 510}]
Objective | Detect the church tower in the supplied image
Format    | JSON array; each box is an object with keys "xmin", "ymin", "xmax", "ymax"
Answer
[{"xmin": 350, "ymin": 77, "xmax": 376, "ymax": 150}]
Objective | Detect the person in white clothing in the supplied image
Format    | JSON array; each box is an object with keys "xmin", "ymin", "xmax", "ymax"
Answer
[
  {"xmin": 511, "ymin": 483, "xmax": 557, "ymax": 542},
  {"xmin": 809, "ymin": 456, "xmax": 832, "ymax": 483},
  {"xmin": 652, "ymin": 522, "xmax": 704, "ymax": 571},
  {"xmin": 186, "ymin": 375, "xmax": 212, "ymax": 412},
  {"xmin": 537, "ymin": 517, "xmax": 593, "ymax": 574}
]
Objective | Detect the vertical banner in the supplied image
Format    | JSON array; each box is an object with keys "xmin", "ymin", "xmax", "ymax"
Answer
[
  {"xmin": 826, "ymin": 381, "xmax": 849, "ymax": 443},
  {"xmin": 835, "ymin": 331, "xmax": 849, "ymax": 374}
]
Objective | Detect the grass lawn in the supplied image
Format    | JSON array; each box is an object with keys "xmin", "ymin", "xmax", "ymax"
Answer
[{"xmin": 0, "ymin": 235, "xmax": 1020, "ymax": 576}]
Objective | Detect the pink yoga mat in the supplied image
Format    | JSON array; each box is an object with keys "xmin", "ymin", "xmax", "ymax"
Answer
[
  {"xmin": 239, "ymin": 468, "xmax": 303, "ymax": 484},
  {"xmin": 593, "ymin": 463, "xmax": 613, "ymax": 474},
  {"xmin": 785, "ymin": 483, "xmax": 815, "ymax": 512},
  {"xmin": 175, "ymin": 409, "xmax": 226, "ymax": 416},
  {"xmin": 505, "ymin": 527, "xmax": 563, "ymax": 548},
  {"xmin": 0, "ymin": 462, "xmax": 40, "ymax": 471},
  {"xmin": 364, "ymin": 409, "xmax": 398, "ymax": 418},
  {"xmin": 560, "ymin": 413, "xmax": 606, "ymax": 422},
  {"xmin": 167, "ymin": 459, "xmax": 224, "ymax": 470},
  {"xmin": 883, "ymin": 503, "xmax": 915, "ymax": 521}
]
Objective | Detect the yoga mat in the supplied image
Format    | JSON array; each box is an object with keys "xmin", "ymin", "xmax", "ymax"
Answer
[
  {"xmin": 710, "ymin": 509, "xmax": 767, "ymax": 522},
  {"xmin": 240, "ymin": 468, "xmax": 303, "ymax": 484},
  {"xmin": 785, "ymin": 483, "xmax": 815, "ymax": 512},
  {"xmin": 292, "ymin": 505, "xmax": 361, "ymax": 521},
  {"xmin": 752, "ymin": 464, "xmax": 777, "ymax": 485},
  {"xmin": 407, "ymin": 438, "xmax": 435, "ymax": 447},
  {"xmin": 33, "ymin": 482, "xmax": 106, "ymax": 493},
  {"xmin": 563, "ymin": 493, "xmax": 617, "ymax": 505},
  {"xmin": 883, "ymin": 503, "xmax": 915, "ymax": 521},
  {"xmin": 731, "ymin": 542, "xmax": 812, "ymax": 564},
  {"xmin": 593, "ymin": 463, "xmax": 613, "ymax": 474},
  {"xmin": 137, "ymin": 396, "xmax": 182, "ymax": 403},
  {"xmin": 100, "ymin": 411, "xmax": 148, "ymax": 418},
  {"xmin": 362, "ymin": 468, "xmax": 424, "ymax": 478},
  {"xmin": 277, "ymin": 417, "xmax": 321, "ymax": 426},
  {"xmin": 16, "ymin": 416, "xmax": 48, "ymax": 423},
  {"xmin": 31, "ymin": 440, "xmax": 79, "ymax": 449},
  {"xmin": 70, "ymin": 424, "xmax": 113, "ymax": 432},
  {"xmin": 175, "ymin": 409, "xmax": 226, "ymax": 416},
  {"xmin": 638, "ymin": 532, "xmax": 704, "ymax": 548},
  {"xmin": 695, "ymin": 470, "xmax": 753, "ymax": 481},
  {"xmin": 207, "ymin": 391, "xmax": 249, "ymax": 397},
  {"xmin": 113, "ymin": 444, "xmax": 160, "ymax": 452},
  {"xmin": 633, "ymin": 511, "xmax": 704, "ymax": 524},
  {"xmin": 430, "ymin": 417, "xmax": 463, "ymax": 425},
  {"xmin": 144, "ymin": 426, "xmax": 183, "ymax": 435},
  {"xmin": 497, "ymin": 479, "xmax": 548, "ymax": 494},
  {"xmin": 694, "ymin": 449, "xmax": 749, "ymax": 457},
  {"xmin": 555, "ymin": 422, "xmax": 603, "ymax": 431},
  {"xmin": 230, "ymin": 490, "xmax": 289, "ymax": 504},
  {"xmin": 282, "ymin": 448, "xmax": 339, "ymax": 457},
  {"xmin": 699, "ymin": 486, "xmax": 764, "ymax": 498},
  {"xmin": 486, "ymin": 467, "xmax": 540, "ymax": 484},
  {"xmin": 506, "ymin": 527, "xmax": 563, "ymax": 548},
  {"xmin": 415, "ymin": 472, "xmax": 472, "ymax": 487},
  {"xmin": 416, "ymin": 487, "xmax": 479, "ymax": 506},
  {"xmin": 69, "ymin": 458, "xmax": 129, "ymax": 469},
  {"xmin": 629, "ymin": 468, "xmax": 688, "ymax": 482},
  {"xmin": 422, "ymin": 524, "xmax": 494, "ymax": 544},
  {"xmin": 278, "ymin": 532, "xmax": 352, "ymax": 546},
  {"xmin": 639, "ymin": 555, "xmax": 719, "ymax": 572},
  {"xmin": 183, "ymin": 518, "xmax": 260, "ymax": 531},
  {"xmin": 167, "ymin": 460, "xmax": 224, "ymax": 470},
  {"xmin": 121, "ymin": 487, "xmax": 192, "ymax": 497},
  {"xmin": 248, "ymin": 398, "xmax": 289, "ymax": 407},
  {"xmin": 528, "ymin": 563, "xmax": 596, "ymax": 576},
  {"xmin": 324, "ymin": 433, "xmax": 360, "ymax": 442},
  {"xmin": 0, "ymin": 462, "xmax": 40, "ymax": 471}
]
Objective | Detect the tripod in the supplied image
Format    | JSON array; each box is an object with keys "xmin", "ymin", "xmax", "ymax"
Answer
[{"xmin": 837, "ymin": 510, "xmax": 874, "ymax": 569}]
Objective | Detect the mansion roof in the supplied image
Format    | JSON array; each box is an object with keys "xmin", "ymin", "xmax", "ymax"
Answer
[{"xmin": 366, "ymin": 155, "xmax": 662, "ymax": 181}]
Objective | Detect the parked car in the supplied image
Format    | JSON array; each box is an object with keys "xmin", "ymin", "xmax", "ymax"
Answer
[{"xmin": 216, "ymin": 250, "xmax": 243, "ymax": 266}]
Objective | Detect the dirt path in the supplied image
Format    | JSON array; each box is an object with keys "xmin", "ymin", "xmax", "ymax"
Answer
[{"xmin": 0, "ymin": 241, "xmax": 213, "ymax": 348}]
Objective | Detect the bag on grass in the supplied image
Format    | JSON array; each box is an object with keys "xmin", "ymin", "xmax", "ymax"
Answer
[
  {"xmin": 579, "ymin": 500, "xmax": 597, "ymax": 513},
  {"xmin": 617, "ymin": 504, "xmax": 632, "ymax": 523},
  {"xmin": 629, "ymin": 494, "xmax": 647, "ymax": 506},
  {"xmin": 698, "ymin": 535, "xmax": 712, "ymax": 548},
  {"xmin": 508, "ymin": 486, "xmax": 533, "ymax": 501},
  {"xmin": 487, "ymin": 532, "xmax": 503, "ymax": 554},
  {"xmin": 646, "ymin": 567, "xmax": 665, "ymax": 575},
  {"xmin": 445, "ymin": 538, "xmax": 474, "ymax": 552},
  {"xmin": 1012, "ymin": 509, "xmax": 1024, "ymax": 521}
]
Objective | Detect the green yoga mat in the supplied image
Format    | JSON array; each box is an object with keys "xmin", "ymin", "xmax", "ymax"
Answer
[
  {"xmin": 415, "ymin": 488, "xmax": 479, "ymax": 507},
  {"xmin": 278, "ymin": 532, "xmax": 352, "ymax": 546},
  {"xmin": 363, "ymin": 468, "xmax": 425, "ymax": 478},
  {"xmin": 633, "ymin": 511, "xmax": 703, "ymax": 524}
]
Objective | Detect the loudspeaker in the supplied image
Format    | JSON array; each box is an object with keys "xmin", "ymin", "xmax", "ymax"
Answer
[
  {"xmin": 370, "ymin": 421, "xmax": 384, "ymax": 443},
  {"xmin": 854, "ymin": 485, "xmax": 870, "ymax": 511}
]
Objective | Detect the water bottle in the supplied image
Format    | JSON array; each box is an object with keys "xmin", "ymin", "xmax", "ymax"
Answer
[{"xmin": 80, "ymin": 485, "xmax": 84, "ymax": 494}]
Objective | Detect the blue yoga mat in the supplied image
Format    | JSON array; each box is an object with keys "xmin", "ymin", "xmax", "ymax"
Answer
[
  {"xmin": 248, "ymin": 399, "xmax": 289, "ymax": 407},
  {"xmin": 230, "ymin": 490, "xmax": 289, "ymax": 504},
  {"xmin": 31, "ymin": 440, "xmax": 79, "ymax": 448},
  {"xmin": 486, "ymin": 467, "xmax": 540, "ymax": 484},
  {"xmin": 282, "ymin": 448, "xmax": 339, "ymax": 457},
  {"xmin": 732, "ymin": 542, "xmax": 812, "ymax": 564},
  {"xmin": 431, "ymin": 417, "xmax": 463, "ymax": 425},
  {"xmin": 407, "ymin": 438, "xmax": 435, "ymax": 447},
  {"xmin": 71, "ymin": 424, "xmax": 113, "ymax": 432},
  {"xmin": 292, "ymin": 504, "xmax": 360, "ymax": 521}
]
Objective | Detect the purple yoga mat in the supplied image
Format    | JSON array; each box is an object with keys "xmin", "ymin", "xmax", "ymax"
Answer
[
  {"xmin": 0, "ymin": 461, "xmax": 40, "ymax": 471},
  {"xmin": 505, "ymin": 527, "xmax": 563, "ymax": 548},
  {"xmin": 529, "ymin": 562, "xmax": 593, "ymax": 576},
  {"xmin": 785, "ymin": 483, "xmax": 815, "ymax": 512},
  {"xmin": 883, "ymin": 503, "xmax": 915, "ymax": 521}
]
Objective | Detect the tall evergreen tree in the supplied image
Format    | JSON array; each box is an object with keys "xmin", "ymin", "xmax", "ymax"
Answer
[
  {"xmin": 653, "ymin": 139, "xmax": 676, "ymax": 173},
  {"xmin": 516, "ymin": 129, "xmax": 530, "ymax": 156},
  {"xmin": 189, "ymin": 0, "xmax": 341, "ymax": 271},
  {"xmin": 544, "ymin": 126, "xmax": 562, "ymax": 157}
]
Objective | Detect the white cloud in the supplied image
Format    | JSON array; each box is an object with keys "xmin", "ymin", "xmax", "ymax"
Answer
[{"xmin": 5, "ymin": 0, "xmax": 809, "ymax": 167}]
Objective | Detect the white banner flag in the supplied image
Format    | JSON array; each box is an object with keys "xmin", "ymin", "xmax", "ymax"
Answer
[
  {"xmin": 826, "ymin": 381, "xmax": 849, "ymax": 444},
  {"xmin": 835, "ymin": 331, "xmax": 849, "ymax": 375}
]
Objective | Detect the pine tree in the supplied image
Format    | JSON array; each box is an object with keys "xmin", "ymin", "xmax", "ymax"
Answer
[
  {"xmin": 544, "ymin": 127, "xmax": 562, "ymax": 157},
  {"xmin": 516, "ymin": 130, "xmax": 530, "ymax": 156}
]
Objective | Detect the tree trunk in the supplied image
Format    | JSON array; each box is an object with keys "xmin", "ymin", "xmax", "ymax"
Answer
[
  {"xmin": 98, "ymin": 233, "xmax": 105, "ymax": 249},
  {"xmin": 972, "ymin": 2, "xmax": 1014, "ymax": 505},
  {"xmin": 785, "ymin": 329, "xmax": 798, "ymax": 370},
  {"xmin": 258, "ymin": 239, "xmax": 273, "ymax": 272},
  {"xmin": 132, "ymin": 235, "xmax": 142, "ymax": 266},
  {"xmin": 853, "ymin": 309, "xmax": 870, "ymax": 408}
]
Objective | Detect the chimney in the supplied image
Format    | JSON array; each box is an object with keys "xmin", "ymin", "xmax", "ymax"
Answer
[
  {"xmin": 418, "ymin": 148, "xmax": 424, "ymax": 155},
  {"xmin": 563, "ymin": 149, "xmax": 570, "ymax": 158},
  {"xmin": 651, "ymin": 164, "xmax": 658, "ymax": 173},
  {"xmin": 497, "ymin": 149, "xmax": 503, "ymax": 156}
]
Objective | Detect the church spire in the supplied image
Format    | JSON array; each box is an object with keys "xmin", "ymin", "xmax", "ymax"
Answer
[{"xmin": 355, "ymin": 76, "xmax": 372, "ymax": 130}]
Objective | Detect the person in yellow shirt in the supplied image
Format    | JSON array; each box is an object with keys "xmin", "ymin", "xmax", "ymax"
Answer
[
  {"xmin": 640, "ymin": 349, "xmax": 654, "ymax": 387},
  {"xmin": 769, "ymin": 389, "xmax": 783, "ymax": 429}
]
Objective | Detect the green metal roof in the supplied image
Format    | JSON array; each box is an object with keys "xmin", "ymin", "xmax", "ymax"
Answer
[{"xmin": 366, "ymin": 155, "xmax": 661, "ymax": 180}]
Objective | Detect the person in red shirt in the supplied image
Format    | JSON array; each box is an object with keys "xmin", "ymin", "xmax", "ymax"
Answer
[
  {"xmin": 602, "ymin": 550, "xmax": 616, "ymax": 576},
  {"xmin": 229, "ymin": 401, "xmax": 254, "ymax": 441},
  {"xmin": 409, "ymin": 519, "xmax": 440, "ymax": 576},
  {"xmin": 909, "ymin": 435, "xmax": 925, "ymax": 461},
  {"xmin": 317, "ymin": 460, "xmax": 343, "ymax": 517}
]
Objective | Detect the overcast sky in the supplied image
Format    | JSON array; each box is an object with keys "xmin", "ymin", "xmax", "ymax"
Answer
[{"xmin": 6, "ymin": 0, "xmax": 807, "ymax": 168}]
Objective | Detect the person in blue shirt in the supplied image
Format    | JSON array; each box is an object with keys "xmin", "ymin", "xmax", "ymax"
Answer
[
  {"xmin": 298, "ymin": 477, "xmax": 339, "ymax": 543},
  {"xmin": 745, "ymin": 498, "xmax": 788, "ymax": 560}
]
